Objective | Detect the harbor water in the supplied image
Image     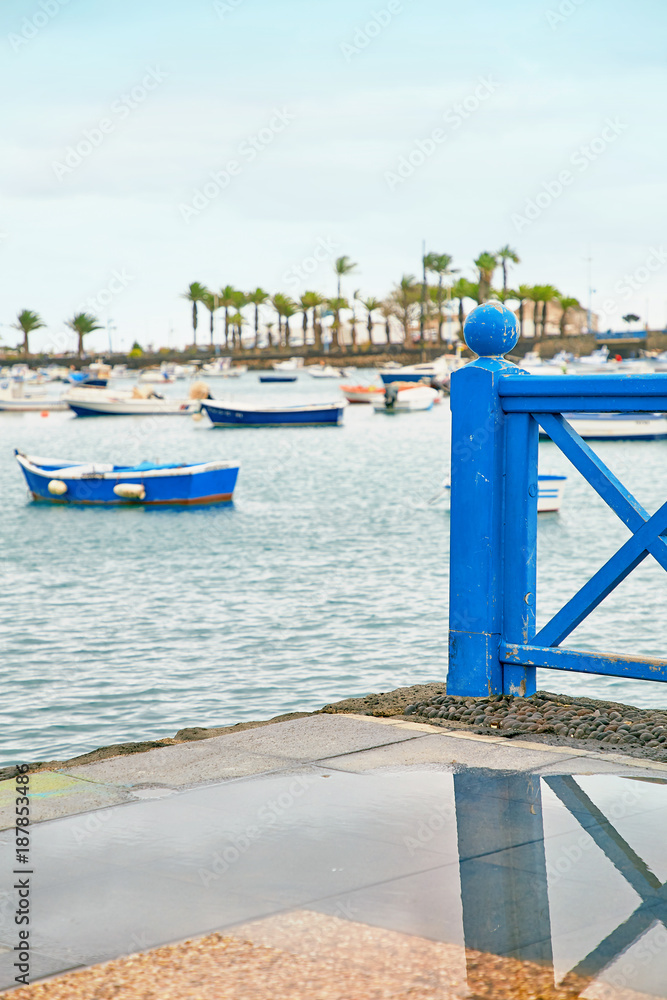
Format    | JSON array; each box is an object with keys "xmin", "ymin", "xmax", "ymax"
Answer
[{"xmin": 2, "ymin": 371, "xmax": 667, "ymax": 765}]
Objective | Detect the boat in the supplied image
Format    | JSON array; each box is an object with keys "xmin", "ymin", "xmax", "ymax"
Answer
[
  {"xmin": 200, "ymin": 399, "xmax": 347, "ymax": 427},
  {"xmin": 139, "ymin": 367, "xmax": 175, "ymax": 384},
  {"xmin": 272, "ymin": 357, "xmax": 303, "ymax": 371},
  {"xmin": 379, "ymin": 355, "xmax": 460, "ymax": 385},
  {"xmin": 15, "ymin": 451, "xmax": 239, "ymax": 505},
  {"xmin": 259, "ymin": 374, "xmax": 297, "ymax": 383},
  {"xmin": 305, "ymin": 365, "xmax": 343, "ymax": 378},
  {"xmin": 372, "ymin": 384, "xmax": 440, "ymax": 412},
  {"xmin": 66, "ymin": 361, "xmax": 111, "ymax": 388},
  {"xmin": 540, "ymin": 413, "xmax": 667, "ymax": 441},
  {"xmin": 201, "ymin": 359, "xmax": 248, "ymax": 377},
  {"xmin": 0, "ymin": 381, "xmax": 68, "ymax": 412},
  {"xmin": 63, "ymin": 385, "xmax": 203, "ymax": 417},
  {"xmin": 340, "ymin": 384, "xmax": 386, "ymax": 404},
  {"xmin": 437, "ymin": 474, "xmax": 567, "ymax": 513}
]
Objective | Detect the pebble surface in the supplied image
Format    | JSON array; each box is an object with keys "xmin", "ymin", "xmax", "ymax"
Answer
[{"xmin": 404, "ymin": 690, "xmax": 667, "ymax": 762}]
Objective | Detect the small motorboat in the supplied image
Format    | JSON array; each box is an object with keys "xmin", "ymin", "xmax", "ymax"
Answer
[
  {"xmin": 437, "ymin": 474, "xmax": 567, "ymax": 513},
  {"xmin": 0, "ymin": 380, "xmax": 68, "ymax": 412},
  {"xmin": 201, "ymin": 359, "xmax": 248, "ymax": 377},
  {"xmin": 66, "ymin": 361, "xmax": 111, "ymax": 388},
  {"xmin": 340, "ymin": 384, "xmax": 386, "ymax": 404},
  {"xmin": 200, "ymin": 399, "xmax": 347, "ymax": 427},
  {"xmin": 272, "ymin": 357, "xmax": 303, "ymax": 371},
  {"xmin": 63, "ymin": 385, "xmax": 203, "ymax": 417},
  {"xmin": 259, "ymin": 374, "xmax": 298, "ymax": 383},
  {"xmin": 139, "ymin": 368, "xmax": 175, "ymax": 384},
  {"xmin": 379, "ymin": 355, "xmax": 460, "ymax": 385},
  {"xmin": 306, "ymin": 365, "xmax": 343, "ymax": 378},
  {"xmin": 15, "ymin": 451, "xmax": 239, "ymax": 505},
  {"xmin": 540, "ymin": 413, "xmax": 667, "ymax": 441},
  {"xmin": 372, "ymin": 384, "xmax": 440, "ymax": 412}
]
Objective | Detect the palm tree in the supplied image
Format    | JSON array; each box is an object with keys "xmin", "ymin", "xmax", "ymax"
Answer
[
  {"xmin": 229, "ymin": 312, "xmax": 245, "ymax": 348},
  {"xmin": 327, "ymin": 296, "xmax": 348, "ymax": 349},
  {"xmin": 491, "ymin": 288, "xmax": 520, "ymax": 307},
  {"xmin": 557, "ymin": 295, "xmax": 581, "ymax": 336},
  {"xmin": 523, "ymin": 286, "xmax": 543, "ymax": 338},
  {"xmin": 379, "ymin": 301, "xmax": 396, "ymax": 344},
  {"xmin": 474, "ymin": 252, "xmax": 498, "ymax": 303},
  {"xmin": 201, "ymin": 292, "xmax": 220, "ymax": 347},
  {"xmin": 181, "ymin": 282, "xmax": 208, "ymax": 347},
  {"xmin": 334, "ymin": 255, "xmax": 357, "ymax": 300},
  {"xmin": 423, "ymin": 253, "xmax": 458, "ymax": 342},
  {"xmin": 497, "ymin": 245, "xmax": 520, "ymax": 292},
  {"xmin": 246, "ymin": 288, "xmax": 270, "ymax": 349},
  {"xmin": 65, "ymin": 312, "xmax": 103, "ymax": 358},
  {"xmin": 516, "ymin": 284, "xmax": 534, "ymax": 339},
  {"xmin": 272, "ymin": 293, "xmax": 296, "ymax": 347},
  {"xmin": 360, "ymin": 296, "xmax": 381, "ymax": 346},
  {"xmin": 12, "ymin": 309, "xmax": 45, "ymax": 356},
  {"xmin": 217, "ymin": 285, "xmax": 236, "ymax": 350},
  {"xmin": 536, "ymin": 284, "xmax": 560, "ymax": 336},
  {"xmin": 389, "ymin": 275, "xmax": 420, "ymax": 344},
  {"xmin": 229, "ymin": 290, "xmax": 247, "ymax": 350},
  {"xmin": 298, "ymin": 291, "xmax": 324, "ymax": 347},
  {"xmin": 451, "ymin": 277, "xmax": 477, "ymax": 337},
  {"xmin": 282, "ymin": 300, "xmax": 298, "ymax": 347}
]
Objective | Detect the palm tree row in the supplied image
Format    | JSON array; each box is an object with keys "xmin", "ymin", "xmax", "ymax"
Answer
[
  {"xmin": 9, "ymin": 310, "xmax": 103, "ymax": 356},
  {"xmin": 182, "ymin": 249, "xmax": 582, "ymax": 352}
]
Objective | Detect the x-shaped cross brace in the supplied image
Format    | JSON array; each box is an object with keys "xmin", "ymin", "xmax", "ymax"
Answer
[{"xmin": 531, "ymin": 414, "xmax": 667, "ymax": 647}]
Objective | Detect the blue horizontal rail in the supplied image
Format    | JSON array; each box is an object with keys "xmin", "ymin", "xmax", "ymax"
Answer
[
  {"xmin": 500, "ymin": 644, "xmax": 667, "ymax": 681},
  {"xmin": 447, "ymin": 303, "xmax": 667, "ymax": 698}
]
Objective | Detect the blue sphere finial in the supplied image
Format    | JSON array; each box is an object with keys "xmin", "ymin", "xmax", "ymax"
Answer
[{"xmin": 464, "ymin": 302, "xmax": 519, "ymax": 357}]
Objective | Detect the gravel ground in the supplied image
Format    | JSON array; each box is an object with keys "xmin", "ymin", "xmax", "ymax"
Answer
[{"xmin": 1, "ymin": 910, "xmax": 631, "ymax": 1000}]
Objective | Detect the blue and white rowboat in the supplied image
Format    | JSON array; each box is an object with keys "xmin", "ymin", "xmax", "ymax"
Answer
[
  {"xmin": 15, "ymin": 451, "xmax": 239, "ymax": 505},
  {"xmin": 200, "ymin": 400, "xmax": 346, "ymax": 427},
  {"xmin": 540, "ymin": 413, "xmax": 667, "ymax": 441},
  {"xmin": 438, "ymin": 474, "xmax": 566, "ymax": 513}
]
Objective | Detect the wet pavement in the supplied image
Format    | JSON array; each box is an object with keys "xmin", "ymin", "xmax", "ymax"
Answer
[{"xmin": 1, "ymin": 715, "xmax": 667, "ymax": 997}]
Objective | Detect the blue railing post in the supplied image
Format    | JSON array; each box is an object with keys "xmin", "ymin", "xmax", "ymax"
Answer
[{"xmin": 448, "ymin": 302, "xmax": 529, "ymax": 697}]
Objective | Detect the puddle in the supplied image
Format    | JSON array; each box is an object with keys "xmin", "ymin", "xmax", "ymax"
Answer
[{"xmin": 1, "ymin": 767, "xmax": 665, "ymax": 997}]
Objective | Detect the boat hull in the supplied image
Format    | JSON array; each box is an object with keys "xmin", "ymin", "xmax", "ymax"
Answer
[
  {"xmin": 0, "ymin": 399, "xmax": 68, "ymax": 412},
  {"xmin": 15, "ymin": 453, "xmax": 239, "ymax": 505},
  {"xmin": 67, "ymin": 399, "xmax": 198, "ymax": 416},
  {"xmin": 201, "ymin": 401, "xmax": 346, "ymax": 426},
  {"xmin": 540, "ymin": 413, "xmax": 667, "ymax": 441},
  {"xmin": 258, "ymin": 375, "xmax": 297, "ymax": 383}
]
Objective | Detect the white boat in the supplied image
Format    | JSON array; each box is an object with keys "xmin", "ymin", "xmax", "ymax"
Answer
[
  {"xmin": 0, "ymin": 380, "xmax": 68, "ymax": 411},
  {"xmin": 63, "ymin": 386, "xmax": 202, "ymax": 417},
  {"xmin": 139, "ymin": 368, "xmax": 175, "ymax": 384},
  {"xmin": 379, "ymin": 355, "xmax": 461, "ymax": 385},
  {"xmin": 372, "ymin": 384, "xmax": 440, "ymax": 412},
  {"xmin": 201, "ymin": 359, "xmax": 248, "ymax": 377},
  {"xmin": 306, "ymin": 365, "xmax": 343, "ymax": 378},
  {"xmin": 437, "ymin": 474, "xmax": 567, "ymax": 513},
  {"xmin": 272, "ymin": 357, "xmax": 304, "ymax": 371},
  {"xmin": 546, "ymin": 413, "xmax": 667, "ymax": 441},
  {"xmin": 340, "ymin": 384, "xmax": 386, "ymax": 404}
]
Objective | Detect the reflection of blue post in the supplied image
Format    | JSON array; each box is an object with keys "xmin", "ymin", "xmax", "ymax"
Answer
[
  {"xmin": 454, "ymin": 771, "xmax": 553, "ymax": 966},
  {"xmin": 449, "ymin": 303, "xmax": 533, "ymax": 696}
]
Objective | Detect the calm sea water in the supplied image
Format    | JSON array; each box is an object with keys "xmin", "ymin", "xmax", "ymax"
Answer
[{"xmin": 2, "ymin": 371, "xmax": 667, "ymax": 765}]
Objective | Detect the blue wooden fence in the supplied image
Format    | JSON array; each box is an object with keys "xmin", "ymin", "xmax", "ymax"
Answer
[{"xmin": 447, "ymin": 302, "xmax": 667, "ymax": 698}]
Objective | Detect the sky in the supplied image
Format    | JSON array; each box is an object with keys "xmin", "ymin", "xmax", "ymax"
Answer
[{"xmin": 1, "ymin": 0, "xmax": 666, "ymax": 353}]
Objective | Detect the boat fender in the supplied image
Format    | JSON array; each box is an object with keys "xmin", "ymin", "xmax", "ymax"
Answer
[
  {"xmin": 113, "ymin": 483, "xmax": 146, "ymax": 500},
  {"xmin": 47, "ymin": 480, "xmax": 68, "ymax": 495}
]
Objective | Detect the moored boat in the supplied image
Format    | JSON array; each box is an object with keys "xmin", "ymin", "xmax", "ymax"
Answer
[
  {"xmin": 340, "ymin": 384, "xmax": 385, "ymax": 404},
  {"xmin": 258, "ymin": 374, "xmax": 297, "ymax": 383},
  {"xmin": 272, "ymin": 357, "xmax": 303, "ymax": 371},
  {"xmin": 437, "ymin": 474, "xmax": 567, "ymax": 513},
  {"xmin": 63, "ymin": 386, "xmax": 203, "ymax": 417},
  {"xmin": 0, "ymin": 380, "xmax": 68, "ymax": 412},
  {"xmin": 15, "ymin": 451, "xmax": 239, "ymax": 505},
  {"xmin": 306, "ymin": 365, "xmax": 343, "ymax": 378},
  {"xmin": 379, "ymin": 355, "xmax": 460, "ymax": 385},
  {"xmin": 540, "ymin": 413, "xmax": 667, "ymax": 441},
  {"xmin": 200, "ymin": 399, "xmax": 347, "ymax": 427},
  {"xmin": 372, "ymin": 384, "xmax": 440, "ymax": 412}
]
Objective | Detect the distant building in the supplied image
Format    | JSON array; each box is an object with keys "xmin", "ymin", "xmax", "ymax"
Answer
[{"xmin": 516, "ymin": 301, "xmax": 598, "ymax": 338}]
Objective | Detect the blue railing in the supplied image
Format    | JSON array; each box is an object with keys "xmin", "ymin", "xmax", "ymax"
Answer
[{"xmin": 447, "ymin": 302, "xmax": 667, "ymax": 698}]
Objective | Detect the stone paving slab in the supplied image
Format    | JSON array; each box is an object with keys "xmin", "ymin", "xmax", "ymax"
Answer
[
  {"xmin": 58, "ymin": 715, "xmax": 421, "ymax": 791},
  {"xmin": 0, "ymin": 772, "xmax": 131, "ymax": 832}
]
